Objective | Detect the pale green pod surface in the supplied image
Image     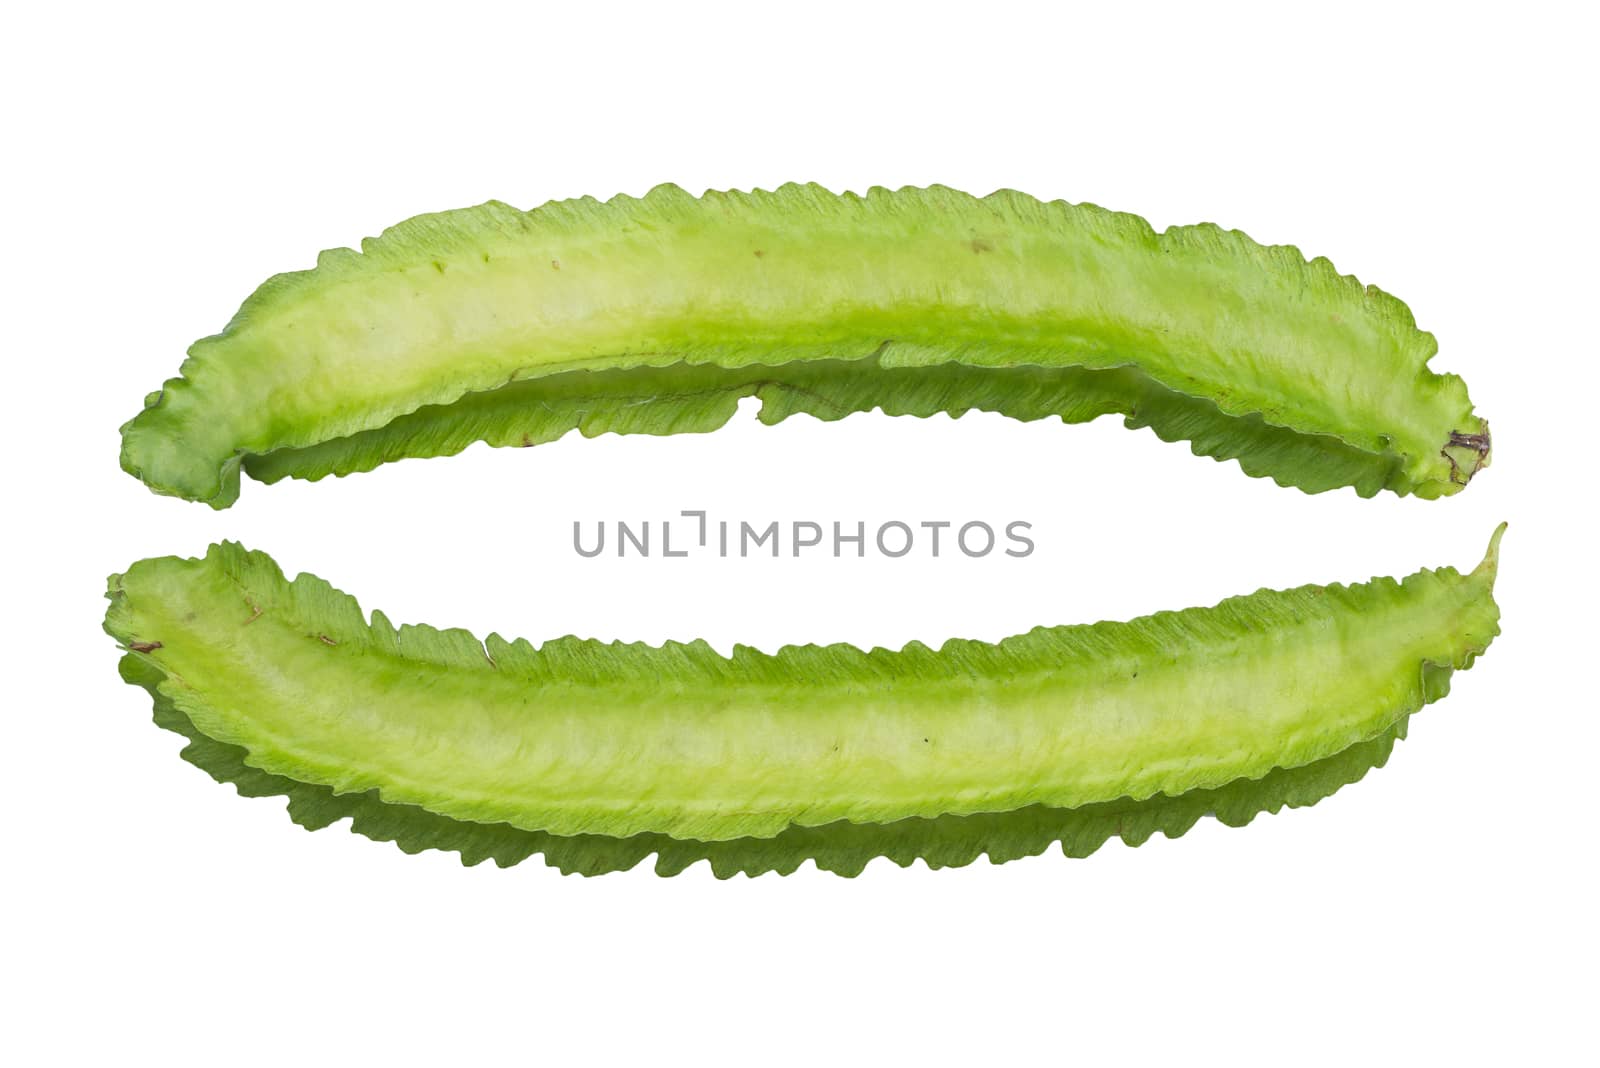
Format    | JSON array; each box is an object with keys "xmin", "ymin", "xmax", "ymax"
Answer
[
  {"xmin": 119, "ymin": 185, "xmax": 1490, "ymax": 507},
  {"xmin": 122, "ymin": 654, "xmax": 1414, "ymax": 877},
  {"xmin": 103, "ymin": 528, "xmax": 1503, "ymax": 843}
]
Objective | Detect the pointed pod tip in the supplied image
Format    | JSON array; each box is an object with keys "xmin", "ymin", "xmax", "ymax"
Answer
[{"xmin": 1475, "ymin": 521, "xmax": 1509, "ymax": 578}]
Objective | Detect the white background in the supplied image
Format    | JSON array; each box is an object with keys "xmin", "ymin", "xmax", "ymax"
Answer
[{"xmin": 6, "ymin": 2, "xmax": 1595, "ymax": 1064}]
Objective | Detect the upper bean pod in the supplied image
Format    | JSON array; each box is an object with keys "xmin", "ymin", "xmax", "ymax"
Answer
[{"xmin": 120, "ymin": 184, "xmax": 1489, "ymax": 505}]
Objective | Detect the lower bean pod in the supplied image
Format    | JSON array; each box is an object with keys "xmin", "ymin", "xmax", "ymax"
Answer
[{"xmin": 104, "ymin": 529, "xmax": 1503, "ymax": 872}]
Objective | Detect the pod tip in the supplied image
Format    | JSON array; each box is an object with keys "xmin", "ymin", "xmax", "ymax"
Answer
[{"xmin": 1475, "ymin": 521, "xmax": 1508, "ymax": 577}]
